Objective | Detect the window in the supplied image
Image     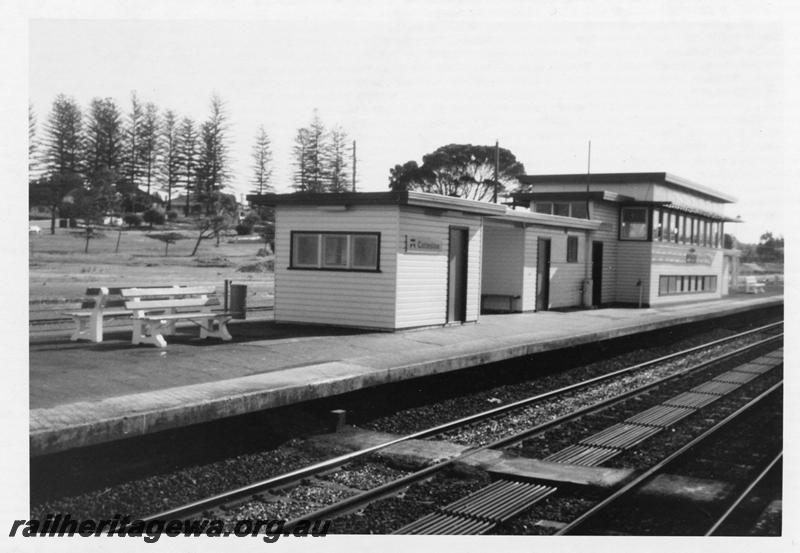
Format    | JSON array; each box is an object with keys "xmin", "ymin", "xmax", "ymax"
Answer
[
  {"xmin": 553, "ymin": 202, "xmax": 570, "ymax": 217},
  {"xmin": 566, "ymin": 236, "xmax": 579, "ymax": 263},
  {"xmin": 533, "ymin": 201, "xmax": 588, "ymax": 218},
  {"xmin": 293, "ymin": 234, "xmax": 319, "ymax": 267},
  {"xmin": 571, "ymin": 202, "xmax": 588, "ymax": 218},
  {"xmin": 653, "ymin": 208, "xmax": 663, "ymax": 241},
  {"xmin": 620, "ymin": 207, "xmax": 649, "ymax": 240},
  {"xmin": 351, "ymin": 234, "xmax": 379, "ymax": 269},
  {"xmin": 658, "ymin": 275, "xmax": 718, "ymax": 296},
  {"xmin": 323, "ymin": 235, "xmax": 348, "ymax": 267},
  {"xmin": 291, "ymin": 232, "xmax": 380, "ymax": 271}
]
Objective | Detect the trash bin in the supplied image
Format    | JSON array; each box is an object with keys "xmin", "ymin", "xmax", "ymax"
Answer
[
  {"xmin": 229, "ymin": 284, "xmax": 247, "ymax": 319},
  {"xmin": 582, "ymin": 278, "xmax": 593, "ymax": 307}
]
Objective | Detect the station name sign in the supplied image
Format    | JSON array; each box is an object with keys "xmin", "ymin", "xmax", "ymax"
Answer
[{"xmin": 405, "ymin": 234, "xmax": 442, "ymax": 254}]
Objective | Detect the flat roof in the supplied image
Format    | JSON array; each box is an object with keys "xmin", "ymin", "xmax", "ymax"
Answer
[
  {"xmin": 516, "ymin": 172, "xmax": 737, "ymax": 203},
  {"xmin": 490, "ymin": 208, "xmax": 603, "ymax": 230},
  {"xmin": 247, "ymin": 190, "xmax": 507, "ymax": 216}
]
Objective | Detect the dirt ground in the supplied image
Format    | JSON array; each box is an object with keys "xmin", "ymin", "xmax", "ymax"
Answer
[{"xmin": 29, "ymin": 222, "xmax": 275, "ymax": 320}]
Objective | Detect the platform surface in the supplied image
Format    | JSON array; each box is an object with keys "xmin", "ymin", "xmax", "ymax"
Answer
[{"xmin": 29, "ymin": 295, "xmax": 782, "ymax": 456}]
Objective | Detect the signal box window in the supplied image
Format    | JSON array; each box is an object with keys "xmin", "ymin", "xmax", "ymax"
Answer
[{"xmin": 620, "ymin": 207, "xmax": 649, "ymax": 240}]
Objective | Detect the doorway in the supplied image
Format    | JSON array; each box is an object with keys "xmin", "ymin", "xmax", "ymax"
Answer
[
  {"xmin": 535, "ymin": 238, "xmax": 551, "ymax": 311},
  {"xmin": 447, "ymin": 227, "xmax": 469, "ymax": 322},
  {"xmin": 592, "ymin": 241, "xmax": 603, "ymax": 306}
]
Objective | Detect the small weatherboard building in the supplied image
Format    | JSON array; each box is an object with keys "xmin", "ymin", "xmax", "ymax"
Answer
[{"xmin": 249, "ymin": 191, "xmax": 504, "ymax": 330}]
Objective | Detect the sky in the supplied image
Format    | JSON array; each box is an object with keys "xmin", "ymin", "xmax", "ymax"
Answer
[{"xmin": 23, "ymin": 3, "xmax": 790, "ymax": 244}]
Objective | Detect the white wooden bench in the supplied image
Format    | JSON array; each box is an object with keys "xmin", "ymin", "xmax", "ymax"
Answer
[
  {"xmin": 64, "ymin": 287, "xmax": 132, "ymax": 343},
  {"xmin": 744, "ymin": 275, "xmax": 766, "ymax": 294},
  {"xmin": 121, "ymin": 286, "xmax": 233, "ymax": 348}
]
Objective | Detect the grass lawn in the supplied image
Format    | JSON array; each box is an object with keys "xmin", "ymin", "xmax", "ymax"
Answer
[{"xmin": 29, "ymin": 221, "xmax": 274, "ymax": 321}]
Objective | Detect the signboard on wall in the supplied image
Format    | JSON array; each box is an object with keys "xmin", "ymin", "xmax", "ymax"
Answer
[{"xmin": 405, "ymin": 235, "xmax": 443, "ymax": 254}]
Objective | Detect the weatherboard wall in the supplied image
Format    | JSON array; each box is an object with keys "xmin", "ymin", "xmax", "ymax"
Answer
[
  {"xmin": 274, "ymin": 205, "xmax": 399, "ymax": 329},
  {"xmin": 395, "ymin": 207, "xmax": 484, "ymax": 328}
]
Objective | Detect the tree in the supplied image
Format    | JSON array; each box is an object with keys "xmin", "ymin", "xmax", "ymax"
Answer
[
  {"xmin": 250, "ymin": 125, "xmax": 274, "ymax": 195},
  {"xmin": 138, "ymin": 102, "xmax": 162, "ymax": 198},
  {"xmin": 39, "ymin": 94, "xmax": 84, "ymax": 233},
  {"xmin": 147, "ymin": 232, "xmax": 185, "ymax": 256},
  {"xmin": 63, "ymin": 166, "xmax": 119, "ymax": 253},
  {"xmin": 29, "ymin": 173, "xmax": 84, "ymax": 234},
  {"xmin": 292, "ymin": 109, "xmax": 327, "ymax": 192},
  {"xmin": 196, "ymin": 94, "xmax": 230, "ymax": 215},
  {"xmin": 121, "ymin": 91, "xmax": 144, "ymax": 203},
  {"xmin": 177, "ymin": 117, "xmax": 198, "ymax": 216},
  {"xmin": 84, "ymin": 97, "xmax": 124, "ymax": 188},
  {"xmin": 142, "ymin": 206, "xmax": 166, "ymax": 229},
  {"xmin": 189, "ymin": 192, "xmax": 237, "ymax": 255},
  {"xmin": 389, "ymin": 144, "xmax": 526, "ymax": 201},
  {"xmin": 161, "ymin": 109, "xmax": 181, "ymax": 210},
  {"xmin": 755, "ymin": 232, "xmax": 784, "ymax": 263},
  {"xmin": 29, "ymin": 102, "xmax": 37, "ymax": 174},
  {"xmin": 328, "ymin": 126, "xmax": 350, "ymax": 193}
]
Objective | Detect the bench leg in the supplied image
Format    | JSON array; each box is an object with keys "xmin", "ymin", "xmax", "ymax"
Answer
[
  {"xmin": 131, "ymin": 319, "xmax": 168, "ymax": 348},
  {"xmin": 69, "ymin": 314, "xmax": 103, "ymax": 343},
  {"xmin": 199, "ymin": 317, "xmax": 233, "ymax": 341}
]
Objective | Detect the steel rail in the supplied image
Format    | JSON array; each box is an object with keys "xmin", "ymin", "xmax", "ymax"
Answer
[
  {"xmin": 280, "ymin": 335, "xmax": 781, "ymax": 531},
  {"xmin": 140, "ymin": 323, "xmax": 782, "ymax": 523},
  {"xmin": 555, "ymin": 380, "xmax": 783, "ymax": 535},
  {"xmin": 705, "ymin": 451, "xmax": 783, "ymax": 536}
]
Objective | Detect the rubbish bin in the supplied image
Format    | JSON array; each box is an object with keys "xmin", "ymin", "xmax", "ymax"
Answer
[
  {"xmin": 582, "ymin": 278, "xmax": 593, "ymax": 307},
  {"xmin": 229, "ymin": 284, "xmax": 247, "ymax": 319}
]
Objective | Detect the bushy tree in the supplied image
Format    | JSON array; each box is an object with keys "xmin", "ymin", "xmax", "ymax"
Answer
[
  {"xmin": 292, "ymin": 109, "xmax": 327, "ymax": 192},
  {"xmin": 38, "ymin": 94, "xmax": 84, "ymax": 233},
  {"xmin": 121, "ymin": 91, "xmax": 144, "ymax": 202},
  {"xmin": 328, "ymin": 126, "xmax": 350, "ymax": 193},
  {"xmin": 177, "ymin": 117, "xmax": 198, "ymax": 216},
  {"xmin": 196, "ymin": 94, "xmax": 230, "ymax": 215},
  {"xmin": 161, "ymin": 109, "xmax": 181, "ymax": 210},
  {"xmin": 139, "ymin": 102, "xmax": 162, "ymax": 197},
  {"xmin": 390, "ymin": 144, "xmax": 525, "ymax": 201},
  {"xmin": 250, "ymin": 125, "xmax": 273, "ymax": 195},
  {"xmin": 84, "ymin": 97, "xmax": 124, "ymax": 186},
  {"xmin": 142, "ymin": 206, "xmax": 166, "ymax": 228},
  {"xmin": 123, "ymin": 213, "xmax": 142, "ymax": 228},
  {"xmin": 189, "ymin": 192, "xmax": 237, "ymax": 255}
]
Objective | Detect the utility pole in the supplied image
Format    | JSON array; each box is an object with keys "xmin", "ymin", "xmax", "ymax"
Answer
[
  {"xmin": 585, "ymin": 140, "xmax": 591, "ymax": 219},
  {"xmin": 352, "ymin": 140, "xmax": 357, "ymax": 192},
  {"xmin": 492, "ymin": 140, "xmax": 499, "ymax": 203}
]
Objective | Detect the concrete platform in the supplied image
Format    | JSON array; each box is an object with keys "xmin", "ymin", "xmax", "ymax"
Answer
[{"xmin": 29, "ymin": 295, "xmax": 782, "ymax": 456}]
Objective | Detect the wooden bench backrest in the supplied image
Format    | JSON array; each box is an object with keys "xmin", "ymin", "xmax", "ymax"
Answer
[
  {"xmin": 81, "ymin": 285, "xmax": 190, "ymax": 309},
  {"xmin": 121, "ymin": 286, "xmax": 219, "ymax": 313},
  {"xmin": 745, "ymin": 276, "xmax": 758, "ymax": 283}
]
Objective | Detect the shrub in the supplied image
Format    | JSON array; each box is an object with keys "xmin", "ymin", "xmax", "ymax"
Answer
[
  {"xmin": 166, "ymin": 210, "xmax": 179, "ymax": 222},
  {"xmin": 235, "ymin": 223, "xmax": 253, "ymax": 235},
  {"xmin": 143, "ymin": 207, "xmax": 166, "ymax": 227},
  {"xmin": 123, "ymin": 213, "xmax": 143, "ymax": 228}
]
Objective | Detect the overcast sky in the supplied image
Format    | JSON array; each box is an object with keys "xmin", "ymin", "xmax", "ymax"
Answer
[{"xmin": 26, "ymin": 2, "xmax": 787, "ymax": 243}]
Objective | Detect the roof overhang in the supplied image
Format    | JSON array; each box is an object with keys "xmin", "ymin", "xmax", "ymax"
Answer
[
  {"xmin": 510, "ymin": 190, "xmax": 635, "ymax": 204},
  {"xmin": 247, "ymin": 191, "xmax": 507, "ymax": 216},
  {"xmin": 516, "ymin": 172, "xmax": 736, "ymax": 204},
  {"xmin": 489, "ymin": 208, "xmax": 603, "ymax": 230}
]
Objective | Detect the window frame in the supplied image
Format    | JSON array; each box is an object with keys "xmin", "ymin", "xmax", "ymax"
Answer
[
  {"xmin": 619, "ymin": 206, "xmax": 650, "ymax": 241},
  {"xmin": 658, "ymin": 274, "xmax": 718, "ymax": 296},
  {"xmin": 566, "ymin": 235, "xmax": 579, "ymax": 263},
  {"xmin": 289, "ymin": 231, "xmax": 381, "ymax": 272}
]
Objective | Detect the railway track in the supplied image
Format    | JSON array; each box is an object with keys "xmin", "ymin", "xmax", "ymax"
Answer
[
  {"xmin": 133, "ymin": 322, "xmax": 782, "ymax": 534},
  {"xmin": 555, "ymin": 381, "xmax": 782, "ymax": 535}
]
